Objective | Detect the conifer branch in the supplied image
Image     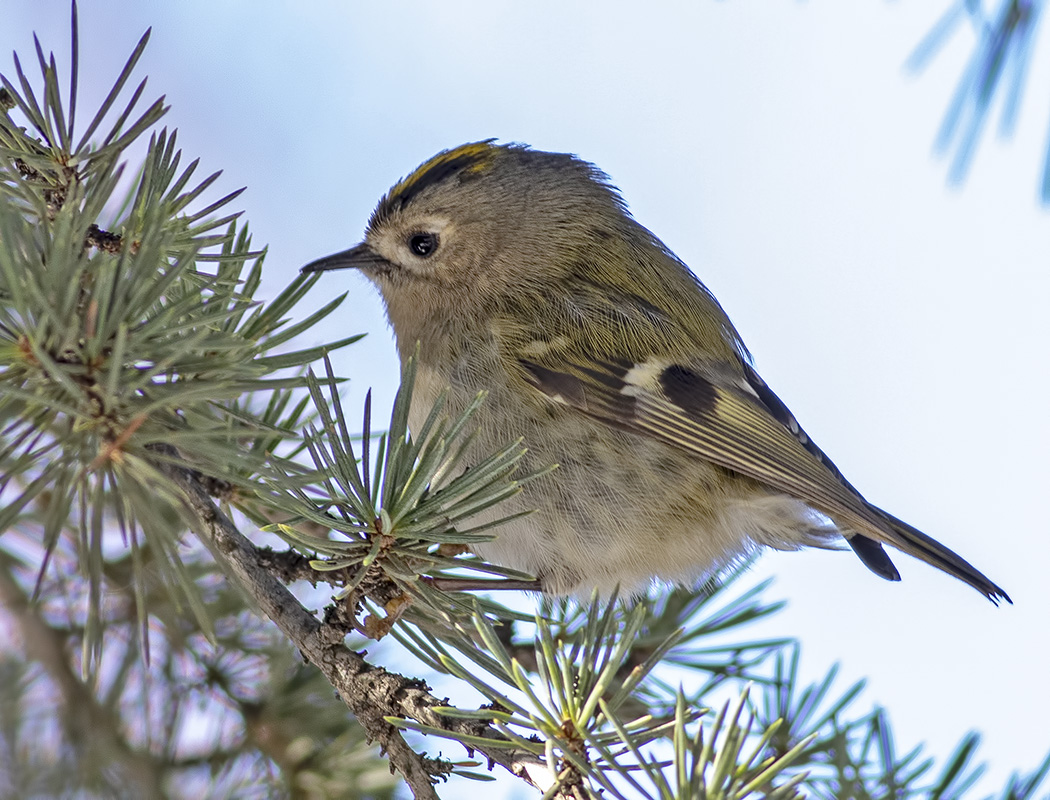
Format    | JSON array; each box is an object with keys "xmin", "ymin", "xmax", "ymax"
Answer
[{"xmin": 153, "ymin": 445, "xmax": 552, "ymax": 798}]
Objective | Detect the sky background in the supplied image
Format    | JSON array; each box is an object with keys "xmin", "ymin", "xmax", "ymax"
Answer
[{"xmin": 4, "ymin": 2, "xmax": 1049, "ymax": 795}]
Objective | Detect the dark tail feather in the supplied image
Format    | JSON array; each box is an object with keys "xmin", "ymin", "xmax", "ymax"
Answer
[
  {"xmin": 867, "ymin": 510, "xmax": 1011, "ymax": 605},
  {"xmin": 846, "ymin": 536, "xmax": 901, "ymax": 582}
]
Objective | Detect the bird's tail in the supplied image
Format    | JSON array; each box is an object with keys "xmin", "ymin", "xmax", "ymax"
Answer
[{"xmin": 853, "ymin": 507, "xmax": 1011, "ymax": 605}]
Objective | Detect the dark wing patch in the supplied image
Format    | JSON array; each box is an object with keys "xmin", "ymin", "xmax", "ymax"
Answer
[{"xmin": 659, "ymin": 364, "xmax": 719, "ymax": 418}]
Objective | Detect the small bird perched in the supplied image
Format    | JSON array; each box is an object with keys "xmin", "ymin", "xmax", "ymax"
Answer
[{"xmin": 303, "ymin": 141, "xmax": 1009, "ymax": 604}]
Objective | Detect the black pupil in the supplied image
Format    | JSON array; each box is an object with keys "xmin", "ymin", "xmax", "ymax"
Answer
[{"xmin": 409, "ymin": 233, "xmax": 437, "ymax": 257}]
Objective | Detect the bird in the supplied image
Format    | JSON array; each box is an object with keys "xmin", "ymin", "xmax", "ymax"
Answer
[{"xmin": 302, "ymin": 140, "xmax": 1010, "ymax": 605}]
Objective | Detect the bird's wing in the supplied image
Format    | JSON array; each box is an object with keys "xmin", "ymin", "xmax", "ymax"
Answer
[
  {"xmin": 519, "ymin": 355, "xmax": 881, "ymax": 533},
  {"xmin": 517, "ymin": 354, "xmax": 1009, "ymax": 602}
]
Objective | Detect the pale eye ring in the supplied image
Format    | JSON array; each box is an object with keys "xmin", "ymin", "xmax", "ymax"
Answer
[{"xmin": 408, "ymin": 232, "xmax": 439, "ymax": 258}]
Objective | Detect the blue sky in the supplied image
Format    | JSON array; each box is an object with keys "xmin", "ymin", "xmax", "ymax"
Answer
[{"xmin": 4, "ymin": 2, "xmax": 1049, "ymax": 794}]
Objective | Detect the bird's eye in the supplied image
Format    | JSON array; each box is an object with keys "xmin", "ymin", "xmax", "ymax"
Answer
[{"xmin": 408, "ymin": 232, "xmax": 439, "ymax": 258}]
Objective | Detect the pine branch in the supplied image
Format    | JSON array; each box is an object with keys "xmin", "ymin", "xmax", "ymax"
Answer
[
  {"xmin": 908, "ymin": 0, "xmax": 1048, "ymax": 199},
  {"xmin": 151, "ymin": 443, "xmax": 553, "ymax": 798}
]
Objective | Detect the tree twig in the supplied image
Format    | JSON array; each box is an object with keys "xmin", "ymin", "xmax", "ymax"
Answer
[{"xmin": 154, "ymin": 452, "xmax": 552, "ymax": 799}]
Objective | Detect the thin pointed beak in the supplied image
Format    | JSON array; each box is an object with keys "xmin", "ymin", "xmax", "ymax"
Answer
[{"xmin": 300, "ymin": 242, "xmax": 389, "ymax": 274}]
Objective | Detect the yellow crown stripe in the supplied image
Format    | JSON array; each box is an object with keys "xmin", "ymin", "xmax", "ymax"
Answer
[{"xmin": 372, "ymin": 141, "xmax": 500, "ymax": 225}]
